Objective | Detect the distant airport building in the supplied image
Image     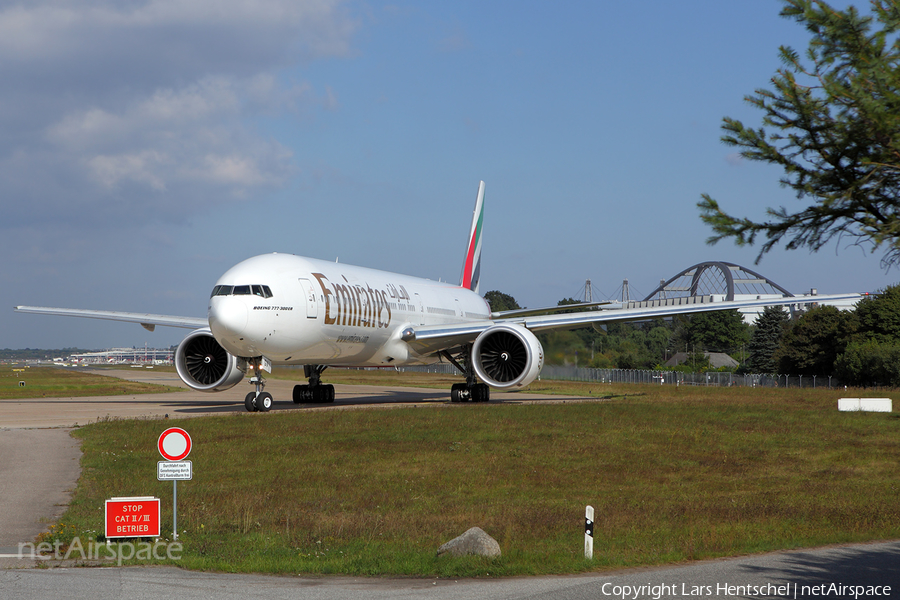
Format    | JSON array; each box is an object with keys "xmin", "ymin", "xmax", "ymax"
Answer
[{"xmin": 69, "ymin": 348, "xmax": 174, "ymax": 365}]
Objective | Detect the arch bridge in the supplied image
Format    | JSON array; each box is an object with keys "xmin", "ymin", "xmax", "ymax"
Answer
[{"xmin": 642, "ymin": 261, "xmax": 795, "ymax": 303}]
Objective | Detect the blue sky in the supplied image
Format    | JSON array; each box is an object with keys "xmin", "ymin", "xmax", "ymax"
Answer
[{"xmin": 2, "ymin": 0, "xmax": 887, "ymax": 349}]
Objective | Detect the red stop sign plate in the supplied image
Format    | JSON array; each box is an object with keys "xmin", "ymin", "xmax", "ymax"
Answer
[{"xmin": 105, "ymin": 497, "xmax": 161, "ymax": 538}]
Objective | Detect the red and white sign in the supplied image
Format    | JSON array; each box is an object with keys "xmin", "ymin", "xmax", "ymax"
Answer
[
  {"xmin": 104, "ymin": 497, "xmax": 160, "ymax": 538},
  {"xmin": 158, "ymin": 427, "xmax": 192, "ymax": 461}
]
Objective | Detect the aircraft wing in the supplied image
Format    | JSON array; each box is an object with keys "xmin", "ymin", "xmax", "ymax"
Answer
[
  {"xmin": 489, "ymin": 301, "xmax": 610, "ymax": 319},
  {"xmin": 406, "ymin": 292, "xmax": 862, "ymax": 355},
  {"xmin": 14, "ymin": 306, "xmax": 207, "ymax": 332},
  {"xmin": 513, "ymin": 293, "xmax": 861, "ymax": 332}
]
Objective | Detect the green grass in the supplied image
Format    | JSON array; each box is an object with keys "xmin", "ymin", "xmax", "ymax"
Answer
[
  {"xmin": 51, "ymin": 381, "xmax": 899, "ymax": 576},
  {"xmin": 0, "ymin": 366, "xmax": 185, "ymax": 399}
]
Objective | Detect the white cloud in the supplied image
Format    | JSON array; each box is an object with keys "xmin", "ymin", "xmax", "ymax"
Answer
[
  {"xmin": 43, "ymin": 76, "xmax": 294, "ymax": 196},
  {"xmin": 88, "ymin": 151, "xmax": 172, "ymax": 191},
  {"xmin": 0, "ymin": 0, "xmax": 357, "ymax": 70},
  {"xmin": 139, "ymin": 78, "xmax": 241, "ymax": 123},
  {"xmin": 46, "ymin": 108, "xmax": 127, "ymax": 150},
  {"xmin": 0, "ymin": 0, "xmax": 355, "ymax": 236},
  {"xmin": 195, "ymin": 154, "xmax": 273, "ymax": 187}
]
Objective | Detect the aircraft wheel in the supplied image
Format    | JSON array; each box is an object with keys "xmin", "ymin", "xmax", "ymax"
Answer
[
  {"xmin": 293, "ymin": 384, "xmax": 308, "ymax": 403},
  {"xmin": 450, "ymin": 383, "xmax": 466, "ymax": 403},
  {"xmin": 257, "ymin": 392, "xmax": 273, "ymax": 412},
  {"xmin": 474, "ymin": 383, "xmax": 490, "ymax": 402},
  {"xmin": 244, "ymin": 392, "xmax": 257, "ymax": 412},
  {"xmin": 311, "ymin": 385, "xmax": 327, "ymax": 403},
  {"xmin": 324, "ymin": 384, "xmax": 335, "ymax": 403}
]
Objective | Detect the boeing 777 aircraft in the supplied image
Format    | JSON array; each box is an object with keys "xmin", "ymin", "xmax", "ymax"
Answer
[{"xmin": 16, "ymin": 182, "xmax": 859, "ymax": 411}]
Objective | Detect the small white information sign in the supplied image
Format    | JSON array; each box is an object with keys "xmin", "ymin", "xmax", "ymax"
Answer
[{"xmin": 157, "ymin": 460, "xmax": 192, "ymax": 481}]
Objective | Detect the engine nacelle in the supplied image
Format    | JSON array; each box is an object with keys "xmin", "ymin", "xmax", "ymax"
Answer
[
  {"xmin": 175, "ymin": 328, "xmax": 246, "ymax": 392},
  {"xmin": 472, "ymin": 323, "xmax": 544, "ymax": 389}
]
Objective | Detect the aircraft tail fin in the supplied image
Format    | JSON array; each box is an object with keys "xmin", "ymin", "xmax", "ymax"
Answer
[{"xmin": 460, "ymin": 181, "xmax": 485, "ymax": 295}]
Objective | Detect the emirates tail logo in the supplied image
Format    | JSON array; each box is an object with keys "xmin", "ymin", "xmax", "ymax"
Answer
[{"xmin": 461, "ymin": 181, "xmax": 485, "ymax": 294}]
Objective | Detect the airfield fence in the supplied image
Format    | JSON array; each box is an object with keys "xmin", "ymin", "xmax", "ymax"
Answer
[{"xmin": 397, "ymin": 363, "xmax": 844, "ymax": 389}]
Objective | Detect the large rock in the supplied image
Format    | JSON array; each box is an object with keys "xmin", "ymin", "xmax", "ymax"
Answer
[{"xmin": 437, "ymin": 527, "xmax": 501, "ymax": 557}]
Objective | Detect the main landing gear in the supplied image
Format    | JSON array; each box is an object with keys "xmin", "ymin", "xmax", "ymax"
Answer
[
  {"xmin": 444, "ymin": 346, "xmax": 490, "ymax": 403},
  {"xmin": 244, "ymin": 360, "xmax": 273, "ymax": 412},
  {"xmin": 293, "ymin": 365, "xmax": 335, "ymax": 404},
  {"xmin": 450, "ymin": 381, "xmax": 490, "ymax": 402}
]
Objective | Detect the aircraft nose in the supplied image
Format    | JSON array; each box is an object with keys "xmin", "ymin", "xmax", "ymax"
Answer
[{"xmin": 209, "ymin": 298, "xmax": 249, "ymax": 340}]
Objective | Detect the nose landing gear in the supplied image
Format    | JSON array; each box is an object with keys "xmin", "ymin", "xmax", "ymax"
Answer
[
  {"xmin": 245, "ymin": 390, "xmax": 273, "ymax": 412},
  {"xmin": 244, "ymin": 358, "xmax": 272, "ymax": 412}
]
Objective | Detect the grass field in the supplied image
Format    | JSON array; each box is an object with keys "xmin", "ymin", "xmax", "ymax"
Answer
[
  {"xmin": 38, "ymin": 370, "xmax": 899, "ymax": 577},
  {"xmin": 0, "ymin": 365, "xmax": 185, "ymax": 399}
]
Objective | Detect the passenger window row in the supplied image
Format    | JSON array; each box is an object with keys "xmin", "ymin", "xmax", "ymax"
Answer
[{"xmin": 211, "ymin": 284, "xmax": 274, "ymax": 298}]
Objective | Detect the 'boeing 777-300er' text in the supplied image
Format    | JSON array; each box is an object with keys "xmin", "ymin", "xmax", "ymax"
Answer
[{"xmin": 16, "ymin": 182, "xmax": 860, "ymax": 411}]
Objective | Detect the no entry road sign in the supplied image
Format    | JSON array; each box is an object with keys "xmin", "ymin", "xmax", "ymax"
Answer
[{"xmin": 158, "ymin": 427, "xmax": 192, "ymax": 461}]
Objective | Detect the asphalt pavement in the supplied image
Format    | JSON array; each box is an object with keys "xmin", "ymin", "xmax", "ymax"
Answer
[{"xmin": 1, "ymin": 540, "xmax": 898, "ymax": 599}]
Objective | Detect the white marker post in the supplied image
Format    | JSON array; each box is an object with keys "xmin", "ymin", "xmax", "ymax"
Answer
[{"xmin": 584, "ymin": 505, "xmax": 594, "ymax": 560}]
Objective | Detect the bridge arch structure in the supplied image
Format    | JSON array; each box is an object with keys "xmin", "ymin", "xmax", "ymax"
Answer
[{"xmin": 641, "ymin": 261, "xmax": 795, "ymax": 303}]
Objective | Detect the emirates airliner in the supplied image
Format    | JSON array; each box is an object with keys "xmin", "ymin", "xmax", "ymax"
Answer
[{"xmin": 16, "ymin": 182, "xmax": 858, "ymax": 411}]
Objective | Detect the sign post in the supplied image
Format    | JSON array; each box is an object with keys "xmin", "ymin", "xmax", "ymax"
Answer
[{"xmin": 157, "ymin": 427, "xmax": 192, "ymax": 540}]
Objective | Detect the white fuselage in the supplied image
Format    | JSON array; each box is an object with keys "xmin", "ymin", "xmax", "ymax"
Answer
[{"xmin": 208, "ymin": 253, "xmax": 491, "ymax": 366}]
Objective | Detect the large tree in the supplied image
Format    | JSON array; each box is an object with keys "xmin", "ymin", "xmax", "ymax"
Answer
[
  {"xmin": 773, "ymin": 304, "xmax": 858, "ymax": 375},
  {"xmin": 483, "ymin": 290, "xmax": 520, "ymax": 312},
  {"xmin": 683, "ymin": 310, "xmax": 750, "ymax": 353},
  {"xmin": 835, "ymin": 338, "xmax": 900, "ymax": 385},
  {"xmin": 698, "ymin": 0, "xmax": 900, "ymax": 267},
  {"xmin": 835, "ymin": 283, "xmax": 900, "ymax": 385},
  {"xmin": 853, "ymin": 282, "xmax": 900, "ymax": 340},
  {"xmin": 744, "ymin": 305, "xmax": 790, "ymax": 373}
]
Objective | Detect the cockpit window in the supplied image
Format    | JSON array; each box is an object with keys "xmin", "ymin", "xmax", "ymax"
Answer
[{"xmin": 210, "ymin": 284, "xmax": 273, "ymax": 298}]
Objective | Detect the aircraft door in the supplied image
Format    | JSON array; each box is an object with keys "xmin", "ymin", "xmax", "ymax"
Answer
[
  {"xmin": 298, "ymin": 278, "xmax": 318, "ymax": 319},
  {"xmin": 414, "ymin": 293, "xmax": 425, "ymax": 325}
]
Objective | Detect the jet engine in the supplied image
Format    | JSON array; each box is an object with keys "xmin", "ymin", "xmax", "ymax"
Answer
[
  {"xmin": 175, "ymin": 329, "xmax": 246, "ymax": 392},
  {"xmin": 472, "ymin": 323, "xmax": 544, "ymax": 389}
]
